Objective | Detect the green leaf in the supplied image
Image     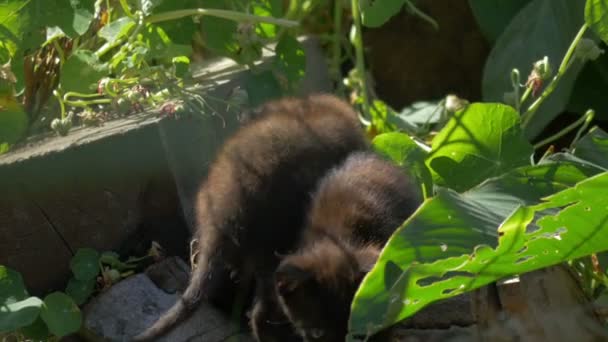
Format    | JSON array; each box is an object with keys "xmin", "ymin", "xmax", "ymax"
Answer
[
  {"xmin": 0, "ymin": 266, "xmax": 29, "ymax": 305},
  {"xmin": 98, "ymin": 17, "xmax": 135, "ymax": 43},
  {"xmin": 372, "ymin": 132, "xmax": 433, "ymax": 199},
  {"xmin": 137, "ymin": 24, "xmax": 193, "ymax": 63},
  {"xmin": 60, "ymin": 50, "xmax": 107, "ymax": 93},
  {"xmin": 0, "ymin": 297, "xmax": 43, "ymax": 333},
  {"xmin": 427, "ymin": 103, "xmax": 533, "ymax": 192},
  {"xmin": 585, "ymin": 0, "xmax": 608, "ymax": 44},
  {"xmin": 69, "ymin": 248, "xmax": 100, "ymax": 281},
  {"xmin": 573, "ymin": 127, "xmax": 608, "ymax": 170},
  {"xmin": 349, "ymin": 161, "xmax": 602, "ymax": 337},
  {"xmin": 274, "ymin": 35, "xmax": 305, "ymax": 91},
  {"xmin": 244, "ymin": 70, "xmax": 283, "ymax": 108},
  {"xmin": 199, "ymin": 0, "xmax": 240, "ymax": 58},
  {"xmin": 40, "ymin": 292, "xmax": 82, "ymax": 337},
  {"xmin": 368, "ymin": 99, "xmax": 406, "ymax": 134},
  {"xmin": 149, "ymin": 0, "xmax": 202, "ymax": 45},
  {"xmin": 397, "ymin": 100, "xmax": 443, "ymax": 126},
  {"xmin": 468, "ymin": 0, "xmax": 531, "ymax": 42},
  {"xmin": 19, "ymin": 317, "xmax": 50, "ymax": 340},
  {"xmin": 359, "ymin": 0, "xmax": 405, "ymax": 27},
  {"xmin": 482, "ymin": 0, "xmax": 585, "ymax": 139},
  {"xmin": 172, "ymin": 56, "xmax": 190, "ymax": 78},
  {"xmin": 0, "ymin": 100, "xmax": 29, "ymax": 152},
  {"xmin": 253, "ymin": 0, "xmax": 283, "ymax": 38},
  {"xmin": 71, "ymin": 1, "xmax": 95, "ymax": 36},
  {"xmin": 65, "ymin": 277, "xmax": 96, "ymax": 306}
]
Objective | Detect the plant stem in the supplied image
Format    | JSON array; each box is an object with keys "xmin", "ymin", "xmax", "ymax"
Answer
[
  {"xmin": 145, "ymin": 8, "xmax": 299, "ymax": 27},
  {"xmin": 54, "ymin": 90, "xmax": 66, "ymax": 120},
  {"xmin": 64, "ymin": 99, "xmax": 112, "ymax": 107},
  {"xmin": 350, "ymin": 0, "xmax": 371, "ymax": 121},
  {"xmin": 404, "ymin": 0, "xmax": 438, "ymax": 30},
  {"xmin": 331, "ymin": 0, "xmax": 343, "ymax": 95},
  {"xmin": 570, "ymin": 109, "xmax": 595, "ymax": 148},
  {"xmin": 533, "ymin": 109, "xmax": 594, "ymax": 149},
  {"xmin": 522, "ymin": 24, "xmax": 588, "ymax": 128},
  {"xmin": 119, "ymin": 0, "xmax": 135, "ymax": 19},
  {"xmin": 519, "ymin": 86, "xmax": 532, "ymax": 110}
]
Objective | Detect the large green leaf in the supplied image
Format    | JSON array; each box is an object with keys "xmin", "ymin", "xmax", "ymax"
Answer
[
  {"xmin": 253, "ymin": 0, "xmax": 284, "ymax": 39},
  {"xmin": 0, "ymin": 100, "xmax": 28, "ymax": 153},
  {"xmin": 0, "ymin": 266, "xmax": 28, "ymax": 305},
  {"xmin": 359, "ymin": 0, "xmax": 405, "ymax": 28},
  {"xmin": 349, "ymin": 162, "xmax": 604, "ymax": 338},
  {"xmin": 69, "ymin": 248, "xmax": 100, "ymax": 281},
  {"xmin": 0, "ymin": 296, "xmax": 43, "ymax": 333},
  {"xmin": 40, "ymin": 292, "xmax": 82, "ymax": 337},
  {"xmin": 372, "ymin": 132, "xmax": 433, "ymax": 199},
  {"xmin": 60, "ymin": 50, "xmax": 107, "ymax": 94},
  {"xmin": 468, "ymin": 0, "xmax": 531, "ymax": 42},
  {"xmin": 572, "ymin": 126, "xmax": 608, "ymax": 169},
  {"xmin": 149, "ymin": 0, "xmax": 202, "ymax": 45},
  {"xmin": 426, "ymin": 103, "xmax": 533, "ymax": 192},
  {"xmin": 567, "ymin": 49, "xmax": 608, "ymax": 120},
  {"xmin": 482, "ymin": 0, "xmax": 586, "ymax": 139},
  {"xmin": 98, "ymin": 17, "xmax": 135, "ymax": 43},
  {"xmin": 274, "ymin": 34, "xmax": 305, "ymax": 91},
  {"xmin": 19, "ymin": 316, "xmax": 50, "ymax": 340},
  {"xmin": 244, "ymin": 69, "xmax": 283, "ymax": 107},
  {"xmin": 585, "ymin": 0, "xmax": 608, "ymax": 44}
]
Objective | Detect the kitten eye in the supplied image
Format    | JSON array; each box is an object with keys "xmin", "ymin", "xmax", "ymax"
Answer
[{"xmin": 309, "ymin": 328, "xmax": 324, "ymax": 339}]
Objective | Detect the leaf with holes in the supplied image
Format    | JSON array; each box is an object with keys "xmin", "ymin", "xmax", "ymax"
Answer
[
  {"xmin": 586, "ymin": 0, "xmax": 608, "ymax": 44},
  {"xmin": 70, "ymin": 248, "xmax": 100, "ymax": 281},
  {"xmin": 40, "ymin": 292, "xmax": 81, "ymax": 337},
  {"xmin": 572, "ymin": 127, "xmax": 608, "ymax": 170},
  {"xmin": 426, "ymin": 103, "xmax": 533, "ymax": 192},
  {"xmin": 349, "ymin": 159, "xmax": 601, "ymax": 338},
  {"xmin": 373, "ymin": 132, "xmax": 432, "ymax": 199}
]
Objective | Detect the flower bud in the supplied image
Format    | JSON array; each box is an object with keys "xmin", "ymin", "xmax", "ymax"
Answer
[{"xmin": 575, "ymin": 38, "xmax": 604, "ymax": 62}]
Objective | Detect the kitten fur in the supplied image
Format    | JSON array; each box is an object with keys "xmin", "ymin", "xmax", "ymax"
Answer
[
  {"xmin": 133, "ymin": 94, "xmax": 368, "ymax": 341},
  {"xmin": 272, "ymin": 152, "xmax": 421, "ymax": 342}
]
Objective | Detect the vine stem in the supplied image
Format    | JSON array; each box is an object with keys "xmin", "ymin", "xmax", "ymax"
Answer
[
  {"xmin": 145, "ymin": 8, "xmax": 299, "ymax": 27},
  {"xmin": 533, "ymin": 109, "xmax": 594, "ymax": 149},
  {"xmin": 521, "ymin": 24, "xmax": 588, "ymax": 128},
  {"xmin": 404, "ymin": 0, "xmax": 438, "ymax": 30},
  {"xmin": 350, "ymin": 0, "xmax": 371, "ymax": 123}
]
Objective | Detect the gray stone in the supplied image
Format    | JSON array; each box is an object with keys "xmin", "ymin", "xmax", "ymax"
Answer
[{"xmin": 84, "ymin": 258, "xmax": 253, "ymax": 342}]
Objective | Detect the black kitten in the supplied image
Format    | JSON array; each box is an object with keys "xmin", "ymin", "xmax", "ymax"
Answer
[
  {"xmin": 133, "ymin": 94, "xmax": 368, "ymax": 341},
  {"xmin": 273, "ymin": 152, "xmax": 421, "ymax": 342}
]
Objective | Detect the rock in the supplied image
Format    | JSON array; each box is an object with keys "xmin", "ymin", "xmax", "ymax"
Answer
[{"xmin": 84, "ymin": 257, "xmax": 253, "ymax": 342}]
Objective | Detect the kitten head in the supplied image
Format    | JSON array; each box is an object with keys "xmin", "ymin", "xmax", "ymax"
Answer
[{"xmin": 274, "ymin": 237, "xmax": 379, "ymax": 342}]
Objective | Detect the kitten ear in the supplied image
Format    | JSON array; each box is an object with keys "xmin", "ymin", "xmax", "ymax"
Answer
[{"xmin": 274, "ymin": 263, "xmax": 312, "ymax": 296}]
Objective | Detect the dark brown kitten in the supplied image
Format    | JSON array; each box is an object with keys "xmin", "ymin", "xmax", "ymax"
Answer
[
  {"xmin": 133, "ymin": 94, "xmax": 368, "ymax": 341},
  {"xmin": 274, "ymin": 152, "xmax": 421, "ymax": 342}
]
